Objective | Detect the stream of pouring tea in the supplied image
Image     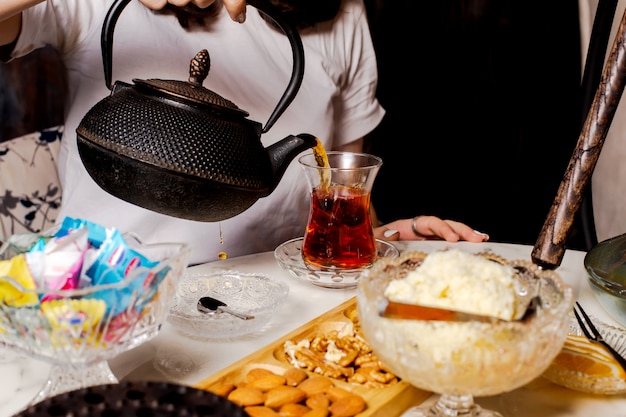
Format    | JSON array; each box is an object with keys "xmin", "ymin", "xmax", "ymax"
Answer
[
  {"xmin": 312, "ymin": 138, "xmax": 330, "ymax": 187},
  {"xmin": 216, "ymin": 138, "xmax": 326, "ymax": 261},
  {"xmin": 218, "ymin": 222, "xmax": 227, "ymax": 260}
]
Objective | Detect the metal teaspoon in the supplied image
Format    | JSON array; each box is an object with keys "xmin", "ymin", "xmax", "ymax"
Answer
[{"xmin": 197, "ymin": 296, "xmax": 255, "ymax": 320}]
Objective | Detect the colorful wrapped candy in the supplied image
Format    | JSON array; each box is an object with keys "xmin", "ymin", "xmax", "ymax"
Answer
[
  {"xmin": 26, "ymin": 226, "xmax": 89, "ymax": 302},
  {"xmin": 41, "ymin": 298, "xmax": 107, "ymax": 347},
  {"xmin": 0, "ymin": 254, "xmax": 39, "ymax": 307},
  {"xmin": 0, "ymin": 216, "xmax": 170, "ymax": 344}
]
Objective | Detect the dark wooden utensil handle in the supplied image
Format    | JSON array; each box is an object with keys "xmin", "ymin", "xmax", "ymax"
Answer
[{"xmin": 532, "ymin": 8, "xmax": 626, "ymax": 269}]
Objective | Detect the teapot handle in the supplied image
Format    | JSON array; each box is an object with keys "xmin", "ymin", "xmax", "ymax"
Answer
[{"xmin": 101, "ymin": 0, "xmax": 305, "ymax": 134}]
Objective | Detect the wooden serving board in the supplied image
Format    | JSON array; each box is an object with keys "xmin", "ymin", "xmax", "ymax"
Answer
[{"xmin": 194, "ymin": 297, "xmax": 432, "ymax": 417}]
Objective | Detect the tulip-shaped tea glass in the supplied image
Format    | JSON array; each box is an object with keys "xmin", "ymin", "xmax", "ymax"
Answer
[
  {"xmin": 356, "ymin": 251, "xmax": 574, "ymax": 417},
  {"xmin": 0, "ymin": 233, "xmax": 190, "ymax": 406},
  {"xmin": 299, "ymin": 151, "xmax": 382, "ymax": 270}
]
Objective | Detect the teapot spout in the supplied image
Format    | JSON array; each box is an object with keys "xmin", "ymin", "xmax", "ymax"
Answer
[{"xmin": 266, "ymin": 133, "xmax": 317, "ymax": 190}]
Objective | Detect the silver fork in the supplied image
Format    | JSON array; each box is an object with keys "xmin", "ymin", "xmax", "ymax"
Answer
[{"xmin": 573, "ymin": 302, "xmax": 626, "ymax": 372}]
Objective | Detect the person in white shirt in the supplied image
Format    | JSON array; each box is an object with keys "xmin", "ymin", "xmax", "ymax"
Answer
[{"xmin": 0, "ymin": 0, "xmax": 489, "ymax": 264}]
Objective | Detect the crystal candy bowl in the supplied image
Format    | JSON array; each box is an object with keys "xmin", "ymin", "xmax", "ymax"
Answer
[
  {"xmin": 0, "ymin": 233, "xmax": 191, "ymax": 404},
  {"xmin": 356, "ymin": 250, "xmax": 574, "ymax": 416},
  {"xmin": 168, "ymin": 271, "xmax": 289, "ymax": 339},
  {"xmin": 584, "ymin": 232, "xmax": 626, "ymax": 327}
]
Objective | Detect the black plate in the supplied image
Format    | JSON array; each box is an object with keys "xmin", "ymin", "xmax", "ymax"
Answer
[{"xmin": 15, "ymin": 381, "xmax": 249, "ymax": 417}]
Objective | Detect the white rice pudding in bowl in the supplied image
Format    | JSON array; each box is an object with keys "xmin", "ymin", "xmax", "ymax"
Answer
[
  {"xmin": 356, "ymin": 249, "xmax": 574, "ymax": 396},
  {"xmin": 384, "ymin": 249, "xmax": 520, "ymax": 320},
  {"xmin": 383, "ymin": 249, "xmax": 521, "ymax": 368}
]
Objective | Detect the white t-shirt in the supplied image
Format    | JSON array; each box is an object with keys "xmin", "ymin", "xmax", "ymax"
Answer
[{"xmin": 11, "ymin": 0, "xmax": 384, "ymax": 264}]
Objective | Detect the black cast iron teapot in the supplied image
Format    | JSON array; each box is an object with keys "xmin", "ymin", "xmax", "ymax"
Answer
[{"xmin": 76, "ymin": 0, "xmax": 317, "ymax": 222}]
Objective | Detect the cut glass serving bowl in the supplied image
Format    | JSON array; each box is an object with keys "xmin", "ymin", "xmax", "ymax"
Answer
[
  {"xmin": 542, "ymin": 314, "xmax": 626, "ymax": 395},
  {"xmin": 0, "ymin": 232, "xmax": 190, "ymax": 406},
  {"xmin": 357, "ymin": 250, "xmax": 574, "ymax": 417}
]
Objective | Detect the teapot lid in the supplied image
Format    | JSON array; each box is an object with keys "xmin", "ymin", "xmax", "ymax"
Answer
[{"xmin": 132, "ymin": 49, "xmax": 249, "ymax": 118}]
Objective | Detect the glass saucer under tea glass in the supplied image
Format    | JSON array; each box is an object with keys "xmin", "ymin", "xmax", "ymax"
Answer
[{"xmin": 274, "ymin": 237, "xmax": 399, "ymax": 289}]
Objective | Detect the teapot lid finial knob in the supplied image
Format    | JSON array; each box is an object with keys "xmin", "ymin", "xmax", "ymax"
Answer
[{"xmin": 188, "ymin": 49, "xmax": 210, "ymax": 86}]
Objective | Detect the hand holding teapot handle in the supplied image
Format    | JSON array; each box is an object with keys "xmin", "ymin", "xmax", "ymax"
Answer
[
  {"xmin": 222, "ymin": 0, "xmax": 247, "ymax": 22},
  {"xmin": 139, "ymin": 0, "xmax": 247, "ymax": 23}
]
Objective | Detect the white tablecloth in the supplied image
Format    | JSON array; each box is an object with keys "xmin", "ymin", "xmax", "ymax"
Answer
[{"xmin": 1, "ymin": 240, "xmax": 625, "ymax": 416}]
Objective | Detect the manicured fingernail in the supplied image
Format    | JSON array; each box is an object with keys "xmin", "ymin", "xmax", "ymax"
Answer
[
  {"xmin": 384, "ymin": 229, "xmax": 399, "ymax": 238},
  {"xmin": 474, "ymin": 230, "xmax": 489, "ymax": 240},
  {"xmin": 235, "ymin": 11, "xmax": 246, "ymax": 23}
]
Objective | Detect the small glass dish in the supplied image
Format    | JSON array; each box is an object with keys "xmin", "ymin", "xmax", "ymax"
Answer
[
  {"xmin": 274, "ymin": 237, "xmax": 399, "ymax": 289},
  {"xmin": 168, "ymin": 271, "xmax": 289, "ymax": 339},
  {"xmin": 542, "ymin": 314, "xmax": 626, "ymax": 395},
  {"xmin": 584, "ymin": 232, "xmax": 626, "ymax": 327}
]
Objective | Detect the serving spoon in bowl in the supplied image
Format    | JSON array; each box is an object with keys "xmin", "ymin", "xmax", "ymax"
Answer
[
  {"xmin": 379, "ymin": 295, "xmax": 541, "ymax": 323},
  {"xmin": 197, "ymin": 296, "xmax": 255, "ymax": 320}
]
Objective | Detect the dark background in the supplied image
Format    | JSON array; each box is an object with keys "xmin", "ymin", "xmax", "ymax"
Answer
[
  {"xmin": 363, "ymin": 0, "xmax": 586, "ymax": 249},
  {"xmin": 0, "ymin": 45, "xmax": 67, "ymax": 142},
  {"xmin": 1, "ymin": 1, "xmax": 588, "ymax": 249}
]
